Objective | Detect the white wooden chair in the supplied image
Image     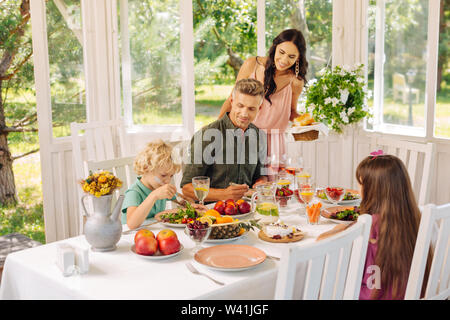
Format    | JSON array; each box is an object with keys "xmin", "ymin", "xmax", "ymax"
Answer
[
  {"xmin": 370, "ymin": 137, "xmax": 435, "ymax": 206},
  {"xmin": 71, "ymin": 119, "xmax": 129, "ymax": 233},
  {"xmin": 274, "ymin": 214, "xmax": 372, "ymax": 300},
  {"xmin": 405, "ymin": 203, "xmax": 450, "ymax": 300}
]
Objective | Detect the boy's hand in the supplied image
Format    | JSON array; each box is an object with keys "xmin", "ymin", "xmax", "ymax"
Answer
[{"xmin": 152, "ymin": 184, "xmax": 177, "ymax": 200}]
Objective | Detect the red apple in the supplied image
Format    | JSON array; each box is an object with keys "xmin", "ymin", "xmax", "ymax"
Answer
[
  {"xmin": 214, "ymin": 201, "xmax": 226, "ymax": 214},
  {"xmin": 159, "ymin": 237, "xmax": 181, "ymax": 255},
  {"xmin": 156, "ymin": 229, "xmax": 178, "ymax": 242},
  {"xmin": 224, "ymin": 204, "xmax": 237, "ymax": 215},
  {"xmin": 135, "ymin": 236, "xmax": 158, "ymax": 256},
  {"xmin": 134, "ymin": 229, "xmax": 155, "ymax": 244},
  {"xmin": 237, "ymin": 201, "xmax": 251, "ymax": 214}
]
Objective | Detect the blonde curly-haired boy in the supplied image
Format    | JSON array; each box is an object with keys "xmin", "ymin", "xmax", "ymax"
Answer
[{"xmin": 121, "ymin": 139, "xmax": 187, "ymax": 229}]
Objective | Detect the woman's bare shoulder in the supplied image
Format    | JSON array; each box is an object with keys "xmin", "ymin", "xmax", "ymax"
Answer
[{"xmin": 291, "ymin": 77, "xmax": 305, "ymax": 92}]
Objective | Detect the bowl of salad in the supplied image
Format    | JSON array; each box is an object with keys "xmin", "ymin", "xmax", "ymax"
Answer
[
  {"xmin": 317, "ymin": 188, "xmax": 361, "ymax": 205},
  {"xmin": 155, "ymin": 203, "xmax": 207, "ymax": 227}
]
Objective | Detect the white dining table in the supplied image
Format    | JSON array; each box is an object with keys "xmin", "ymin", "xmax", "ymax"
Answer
[{"xmin": 0, "ymin": 199, "xmax": 348, "ymax": 300}]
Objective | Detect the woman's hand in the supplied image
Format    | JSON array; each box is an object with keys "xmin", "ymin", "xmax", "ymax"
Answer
[{"xmin": 152, "ymin": 184, "xmax": 177, "ymax": 200}]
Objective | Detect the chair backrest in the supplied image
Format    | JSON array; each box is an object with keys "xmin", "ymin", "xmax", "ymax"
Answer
[
  {"xmin": 71, "ymin": 119, "xmax": 129, "ymax": 234},
  {"xmin": 405, "ymin": 203, "xmax": 450, "ymax": 300},
  {"xmin": 393, "ymin": 73, "xmax": 406, "ymax": 88},
  {"xmin": 370, "ymin": 137, "xmax": 435, "ymax": 206},
  {"xmin": 85, "ymin": 156, "xmax": 137, "ymax": 196},
  {"xmin": 274, "ymin": 214, "xmax": 372, "ymax": 300}
]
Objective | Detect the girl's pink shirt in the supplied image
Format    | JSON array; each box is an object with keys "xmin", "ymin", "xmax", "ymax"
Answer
[{"xmin": 359, "ymin": 214, "xmax": 405, "ymax": 300}]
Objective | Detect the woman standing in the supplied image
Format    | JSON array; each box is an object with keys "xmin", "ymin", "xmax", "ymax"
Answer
[{"xmin": 218, "ymin": 29, "xmax": 308, "ymax": 161}]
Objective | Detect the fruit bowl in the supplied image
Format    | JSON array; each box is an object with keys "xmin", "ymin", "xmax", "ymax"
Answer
[{"xmin": 275, "ymin": 195, "xmax": 292, "ymax": 207}]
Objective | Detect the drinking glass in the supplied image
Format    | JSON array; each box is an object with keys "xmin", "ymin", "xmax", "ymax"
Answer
[
  {"xmin": 192, "ymin": 176, "xmax": 210, "ymax": 205},
  {"xmin": 325, "ymin": 186, "xmax": 345, "ymax": 206},
  {"xmin": 299, "ymin": 184, "xmax": 315, "ymax": 207},
  {"xmin": 296, "ymin": 166, "xmax": 312, "ymax": 186}
]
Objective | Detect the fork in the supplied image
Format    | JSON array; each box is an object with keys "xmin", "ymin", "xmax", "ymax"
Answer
[{"xmin": 185, "ymin": 262, "xmax": 225, "ymax": 286}]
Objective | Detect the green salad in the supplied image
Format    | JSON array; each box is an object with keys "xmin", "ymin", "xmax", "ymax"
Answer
[
  {"xmin": 332, "ymin": 206, "xmax": 360, "ymax": 221},
  {"xmin": 159, "ymin": 202, "xmax": 199, "ymax": 224}
]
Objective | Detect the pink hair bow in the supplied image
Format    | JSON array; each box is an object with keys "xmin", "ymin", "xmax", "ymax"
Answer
[{"xmin": 370, "ymin": 149, "xmax": 384, "ymax": 158}]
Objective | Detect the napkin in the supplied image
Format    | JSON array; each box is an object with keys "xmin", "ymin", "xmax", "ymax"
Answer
[{"xmin": 287, "ymin": 122, "xmax": 330, "ymax": 136}]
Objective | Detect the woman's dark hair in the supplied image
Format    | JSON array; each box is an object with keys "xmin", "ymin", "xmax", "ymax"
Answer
[{"xmin": 263, "ymin": 29, "xmax": 308, "ymax": 104}]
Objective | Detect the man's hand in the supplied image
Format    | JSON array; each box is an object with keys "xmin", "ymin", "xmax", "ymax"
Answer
[
  {"xmin": 152, "ymin": 184, "xmax": 177, "ymax": 200},
  {"xmin": 225, "ymin": 184, "xmax": 249, "ymax": 201}
]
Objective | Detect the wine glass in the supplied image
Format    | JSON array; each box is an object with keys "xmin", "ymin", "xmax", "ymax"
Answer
[
  {"xmin": 186, "ymin": 221, "xmax": 211, "ymax": 255},
  {"xmin": 296, "ymin": 166, "xmax": 312, "ymax": 186},
  {"xmin": 192, "ymin": 176, "xmax": 210, "ymax": 205},
  {"xmin": 325, "ymin": 186, "xmax": 345, "ymax": 206},
  {"xmin": 285, "ymin": 156, "xmax": 302, "ymax": 177},
  {"xmin": 299, "ymin": 184, "xmax": 315, "ymax": 207}
]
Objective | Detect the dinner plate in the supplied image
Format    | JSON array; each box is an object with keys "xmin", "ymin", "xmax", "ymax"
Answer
[
  {"xmin": 320, "ymin": 206, "xmax": 358, "ymax": 225},
  {"xmin": 154, "ymin": 210, "xmax": 192, "ymax": 228},
  {"xmin": 194, "ymin": 244, "xmax": 266, "ymax": 271},
  {"xmin": 131, "ymin": 244, "xmax": 184, "ymax": 260},
  {"xmin": 205, "ymin": 232, "xmax": 248, "ymax": 243},
  {"xmin": 318, "ymin": 189, "xmax": 361, "ymax": 205}
]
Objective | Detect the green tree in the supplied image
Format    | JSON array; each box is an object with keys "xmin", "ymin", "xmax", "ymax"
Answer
[{"xmin": 0, "ymin": 0, "xmax": 35, "ymax": 205}]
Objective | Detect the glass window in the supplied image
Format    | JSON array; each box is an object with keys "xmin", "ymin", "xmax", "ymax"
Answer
[
  {"xmin": 265, "ymin": 0, "xmax": 333, "ymax": 81},
  {"xmin": 434, "ymin": 1, "xmax": 450, "ymax": 139},
  {"xmin": 47, "ymin": 0, "xmax": 86, "ymax": 138},
  {"xmin": 193, "ymin": 0, "xmax": 257, "ymax": 130},
  {"xmin": 368, "ymin": 0, "xmax": 429, "ymax": 135},
  {"xmin": 120, "ymin": 0, "xmax": 182, "ymax": 127}
]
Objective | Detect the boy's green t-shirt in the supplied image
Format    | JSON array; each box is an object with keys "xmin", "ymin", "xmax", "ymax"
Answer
[{"xmin": 121, "ymin": 177, "xmax": 173, "ymax": 224}]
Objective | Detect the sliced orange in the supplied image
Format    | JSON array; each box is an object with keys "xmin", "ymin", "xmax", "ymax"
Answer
[
  {"xmin": 205, "ymin": 209, "xmax": 221, "ymax": 218},
  {"xmin": 221, "ymin": 216, "xmax": 234, "ymax": 223}
]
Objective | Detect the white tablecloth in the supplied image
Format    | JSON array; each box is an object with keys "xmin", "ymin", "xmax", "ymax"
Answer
[{"xmin": 0, "ymin": 203, "xmax": 341, "ymax": 300}]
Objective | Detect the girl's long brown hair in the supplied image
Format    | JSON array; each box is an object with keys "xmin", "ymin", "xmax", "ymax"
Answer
[{"xmin": 356, "ymin": 155, "xmax": 431, "ymax": 299}]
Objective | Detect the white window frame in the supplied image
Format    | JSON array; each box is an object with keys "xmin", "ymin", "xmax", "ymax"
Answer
[{"xmin": 368, "ymin": 0, "xmax": 443, "ymax": 140}]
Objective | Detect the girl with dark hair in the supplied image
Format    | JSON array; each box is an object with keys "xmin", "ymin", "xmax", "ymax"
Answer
[
  {"xmin": 218, "ymin": 29, "xmax": 308, "ymax": 160},
  {"xmin": 356, "ymin": 154, "xmax": 432, "ymax": 299}
]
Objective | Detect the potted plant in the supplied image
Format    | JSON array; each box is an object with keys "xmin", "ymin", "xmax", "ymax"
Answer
[{"xmin": 303, "ymin": 64, "xmax": 372, "ymax": 134}]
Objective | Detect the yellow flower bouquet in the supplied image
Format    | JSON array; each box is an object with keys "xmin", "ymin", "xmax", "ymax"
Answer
[{"xmin": 80, "ymin": 171, "xmax": 123, "ymax": 197}]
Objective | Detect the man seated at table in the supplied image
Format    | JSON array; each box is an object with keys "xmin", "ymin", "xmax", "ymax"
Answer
[{"xmin": 181, "ymin": 78, "xmax": 268, "ymax": 202}]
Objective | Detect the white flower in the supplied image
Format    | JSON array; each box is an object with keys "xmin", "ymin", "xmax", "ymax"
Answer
[
  {"xmin": 340, "ymin": 111, "xmax": 349, "ymax": 124},
  {"xmin": 324, "ymin": 97, "xmax": 333, "ymax": 105},
  {"xmin": 331, "ymin": 97, "xmax": 340, "ymax": 106},
  {"xmin": 308, "ymin": 78, "xmax": 318, "ymax": 86},
  {"xmin": 347, "ymin": 107, "xmax": 356, "ymax": 115},
  {"xmin": 367, "ymin": 90, "xmax": 373, "ymax": 99},
  {"xmin": 362, "ymin": 104, "xmax": 369, "ymax": 112},
  {"xmin": 339, "ymin": 89, "xmax": 349, "ymax": 104},
  {"xmin": 357, "ymin": 77, "xmax": 365, "ymax": 84}
]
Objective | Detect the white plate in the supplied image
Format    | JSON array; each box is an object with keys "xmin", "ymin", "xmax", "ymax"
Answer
[
  {"xmin": 131, "ymin": 244, "xmax": 184, "ymax": 260},
  {"xmin": 159, "ymin": 222, "xmax": 189, "ymax": 228},
  {"xmin": 319, "ymin": 215, "xmax": 354, "ymax": 225},
  {"xmin": 205, "ymin": 203, "xmax": 254, "ymax": 220},
  {"xmin": 205, "ymin": 232, "xmax": 248, "ymax": 243},
  {"xmin": 319, "ymin": 198, "xmax": 361, "ymax": 205}
]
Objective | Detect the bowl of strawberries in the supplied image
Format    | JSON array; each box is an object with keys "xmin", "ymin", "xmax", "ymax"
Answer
[{"xmin": 275, "ymin": 186, "xmax": 294, "ymax": 207}]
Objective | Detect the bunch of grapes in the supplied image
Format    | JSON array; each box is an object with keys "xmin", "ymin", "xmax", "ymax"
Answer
[{"xmin": 187, "ymin": 220, "xmax": 209, "ymax": 241}]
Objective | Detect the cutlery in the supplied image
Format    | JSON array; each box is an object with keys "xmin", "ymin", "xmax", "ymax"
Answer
[
  {"xmin": 266, "ymin": 255, "xmax": 280, "ymax": 261},
  {"xmin": 122, "ymin": 221, "xmax": 159, "ymax": 234},
  {"xmin": 185, "ymin": 262, "xmax": 225, "ymax": 286}
]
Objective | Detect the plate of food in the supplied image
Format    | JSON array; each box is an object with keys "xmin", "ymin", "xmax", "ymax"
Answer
[
  {"xmin": 194, "ymin": 244, "xmax": 266, "ymax": 271},
  {"xmin": 321, "ymin": 206, "xmax": 360, "ymax": 225},
  {"xmin": 317, "ymin": 188, "xmax": 361, "ymax": 205},
  {"xmin": 258, "ymin": 220, "xmax": 305, "ymax": 243},
  {"xmin": 155, "ymin": 203, "xmax": 207, "ymax": 228},
  {"xmin": 206, "ymin": 198, "xmax": 253, "ymax": 219},
  {"xmin": 194, "ymin": 213, "xmax": 259, "ymax": 243}
]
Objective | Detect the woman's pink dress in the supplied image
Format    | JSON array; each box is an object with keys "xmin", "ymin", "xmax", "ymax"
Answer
[{"xmin": 249, "ymin": 62, "xmax": 293, "ymax": 161}]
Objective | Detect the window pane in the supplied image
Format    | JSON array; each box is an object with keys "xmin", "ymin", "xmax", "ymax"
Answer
[
  {"xmin": 265, "ymin": 0, "xmax": 332, "ymax": 81},
  {"xmin": 434, "ymin": 1, "xmax": 450, "ymax": 139},
  {"xmin": 47, "ymin": 0, "xmax": 86, "ymax": 138},
  {"xmin": 193, "ymin": 0, "xmax": 257, "ymax": 130},
  {"xmin": 121, "ymin": 0, "xmax": 181, "ymax": 127},
  {"xmin": 371, "ymin": 0, "xmax": 428, "ymax": 133}
]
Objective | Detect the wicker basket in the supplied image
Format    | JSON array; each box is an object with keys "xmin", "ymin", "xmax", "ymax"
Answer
[{"xmin": 292, "ymin": 130, "xmax": 319, "ymax": 141}]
